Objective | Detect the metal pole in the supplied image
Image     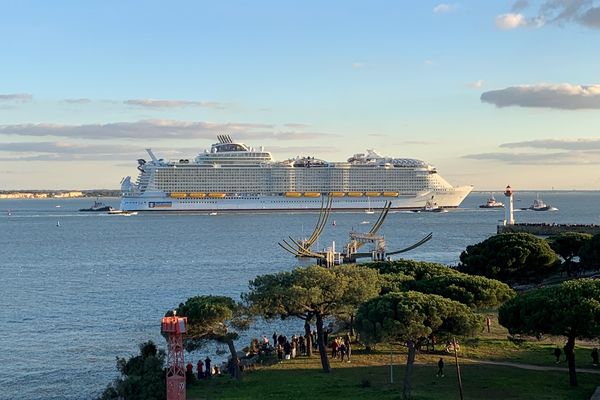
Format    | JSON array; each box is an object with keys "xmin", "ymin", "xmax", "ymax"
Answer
[
  {"xmin": 390, "ymin": 343, "xmax": 394, "ymax": 384},
  {"xmin": 453, "ymin": 337, "xmax": 464, "ymax": 400}
]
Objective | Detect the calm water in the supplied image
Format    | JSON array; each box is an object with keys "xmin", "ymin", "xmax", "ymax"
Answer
[{"xmin": 1, "ymin": 191, "xmax": 599, "ymax": 399}]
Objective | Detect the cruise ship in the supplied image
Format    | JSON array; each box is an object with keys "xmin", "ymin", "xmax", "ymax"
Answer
[{"xmin": 120, "ymin": 135, "xmax": 472, "ymax": 212}]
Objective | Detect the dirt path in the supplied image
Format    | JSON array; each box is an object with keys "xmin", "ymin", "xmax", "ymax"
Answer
[{"xmin": 463, "ymin": 358, "xmax": 600, "ymax": 374}]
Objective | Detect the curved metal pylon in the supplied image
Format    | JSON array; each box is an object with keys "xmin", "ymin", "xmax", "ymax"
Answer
[
  {"xmin": 355, "ymin": 201, "xmax": 392, "ymax": 250},
  {"xmin": 350, "ymin": 232, "xmax": 433, "ymax": 259},
  {"xmin": 278, "ymin": 195, "xmax": 332, "ymax": 258},
  {"xmin": 386, "ymin": 232, "xmax": 433, "ymax": 255}
]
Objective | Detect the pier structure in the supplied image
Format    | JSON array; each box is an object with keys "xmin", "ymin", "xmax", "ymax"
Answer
[
  {"xmin": 161, "ymin": 315, "xmax": 188, "ymax": 400},
  {"xmin": 496, "ymin": 185, "xmax": 600, "ymax": 236},
  {"xmin": 279, "ymin": 197, "xmax": 432, "ymax": 267}
]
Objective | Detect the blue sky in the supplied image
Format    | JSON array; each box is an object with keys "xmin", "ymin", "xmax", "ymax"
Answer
[{"xmin": 1, "ymin": 0, "xmax": 600, "ymax": 190}]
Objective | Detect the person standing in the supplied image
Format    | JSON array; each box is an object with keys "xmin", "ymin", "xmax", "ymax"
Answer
[
  {"xmin": 437, "ymin": 358, "xmax": 445, "ymax": 377},
  {"xmin": 554, "ymin": 347, "xmax": 562, "ymax": 363},
  {"xmin": 204, "ymin": 356, "xmax": 212, "ymax": 379},
  {"xmin": 196, "ymin": 359, "xmax": 203, "ymax": 380},
  {"xmin": 272, "ymin": 332, "xmax": 277, "ymax": 347},
  {"xmin": 592, "ymin": 348, "xmax": 599, "ymax": 366},
  {"xmin": 344, "ymin": 337, "xmax": 352, "ymax": 362}
]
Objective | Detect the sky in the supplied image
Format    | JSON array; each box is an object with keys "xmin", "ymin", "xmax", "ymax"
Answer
[{"xmin": 1, "ymin": 0, "xmax": 600, "ymax": 190}]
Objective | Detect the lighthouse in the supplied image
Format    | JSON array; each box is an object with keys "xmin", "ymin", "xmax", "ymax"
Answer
[{"xmin": 503, "ymin": 185, "xmax": 515, "ymax": 226}]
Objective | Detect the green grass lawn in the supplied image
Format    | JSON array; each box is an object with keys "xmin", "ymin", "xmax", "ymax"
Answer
[
  {"xmin": 187, "ymin": 349, "xmax": 599, "ymax": 400},
  {"xmin": 187, "ymin": 314, "xmax": 600, "ymax": 399}
]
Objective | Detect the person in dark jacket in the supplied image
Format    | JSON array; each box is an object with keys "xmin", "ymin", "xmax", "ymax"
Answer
[
  {"xmin": 554, "ymin": 347, "xmax": 562, "ymax": 364},
  {"xmin": 437, "ymin": 358, "xmax": 445, "ymax": 377}
]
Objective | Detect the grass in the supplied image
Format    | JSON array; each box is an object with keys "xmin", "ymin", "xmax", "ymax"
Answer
[{"xmin": 187, "ymin": 345, "xmax": 600, "ymax": 400}]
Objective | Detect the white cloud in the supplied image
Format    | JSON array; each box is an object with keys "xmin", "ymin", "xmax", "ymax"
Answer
[
  {"xmin": 499, "ymin": 1, "xmax": 600, "ymax": 30},
  {"xmin": 0, "ymin": 93, "xmax": 32, "ymax": 102},
  {"xmin": 463, "ymin": 150, "xmax": 600, "ymax": 165},
  {"xmin": 481, "ymin": 83, "xmax": 600, "ymax": 109},
  {"xmin": 501, "ymin": 138, "xmax": 600, "ymax": 150},
  {"xmin": 433, "ymin": 3, "xmax": 457, "ymax": 14},
  {"xmin": 496, "ymin": 13, "xmax": 528, "ymax": 29},
  {"xmin": 63, "ymin": 98, "xmax": 91, "ymax": 104},
  {"xmin": 467, "ymin": 80, "xmax": 485, "ymax": 89},
  {"xmin": 124, "ymin": 99, "xmax": 227, "ymax": 109},
  {"xmin": 0, "ymin": 119, "xmax": 337, "ymax": 142}
]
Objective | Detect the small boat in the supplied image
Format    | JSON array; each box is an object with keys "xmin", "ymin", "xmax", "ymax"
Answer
[
  {"xmin": 412, "ymin": 198, "xmax": 445, "ymax": 213},
  {"xmin": 108, "ymin": 210, "xmax": 138, "ymax": 216},
  {"xmin": 56, "ymin": 221, "xmax": 61, "ymax": 227},
  {"xmin": 79, "ymin": 200, "xmax": 114, "ymax": 212},
  {"xmin": 479, "ymin": 194, "xmax": 504, "ymax": 209},
  {"xmin": 360, "ymin": 220, "xmax": 370, "ymax": 224},
  {"xmin": 528, "ymin": 196, "xmax": 558, "ymax": 211},
  {"xmin": 365, "ymin": 197, "xmax": 375, "ymax": 214},
  {"xmin": 209, "ymin": 212, "xmax": 218, "ymax": 216}
]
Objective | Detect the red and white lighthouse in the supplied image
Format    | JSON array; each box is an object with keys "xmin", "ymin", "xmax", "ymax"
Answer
[
  {"xmin": 503, "ymin": 185, "xmax": 515, "ymax": 226},
  {"xmin": 161, "ymin": 314, "xmax": 188, "ymax": 400}
]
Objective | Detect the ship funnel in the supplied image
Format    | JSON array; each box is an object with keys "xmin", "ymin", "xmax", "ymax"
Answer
[{"xmin": 145, "ymin": 149, "xmax": 158, "ymax": 163}]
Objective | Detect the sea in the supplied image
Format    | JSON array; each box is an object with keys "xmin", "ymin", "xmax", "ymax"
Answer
[{"xmin": 1, "ymin": 191, "xmax": 599, "ymax": 400}]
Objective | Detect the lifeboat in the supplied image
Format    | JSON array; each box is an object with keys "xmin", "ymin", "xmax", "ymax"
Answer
[
  {"xmin": 169, "ymin": 192, "xmax": 187, "ymax": 198},
  {"xmin": 347, "ymin": 192, "xmax": 363, "ymax": 197},
  {"xmin": 329, "ymin": 192, "xmax": 345, "ymax": 197},
  {"xmin": 285, "ymin": 192, "xmax": 302, "ymax": 197},
  {"xmin": 208, "ymin": 193, "xmax": 226, "ymax": 198},
  {"xmin": 383, "ymin": 192, "xmax": 399, "ymax": 197},
  {"xmin": 365, "ymin": 192, "xmax": 381, "ymax": 197},
  {"xmin": 189, "ymin": 193, "xmax": 206, "ymax": 198},
  {"xmin": 304, "ymin": 192, "xmax": 321, "ymax": 197}
]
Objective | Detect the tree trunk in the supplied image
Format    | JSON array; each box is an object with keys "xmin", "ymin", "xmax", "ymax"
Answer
[
  {"xmin": 304, "ymin": 318, "xmax": 313, "ymax": 357},
  {"xmin": 349, "ymin": 314, "xmax": 355, "ymax": 337},
  {"xmin": 315, "ymin": 313, "xmax": 331, "ymax": 373},
  {"xmin": 565, "ymin": 334, "xmax": 577, "ymax": 386},
  {"xmin": 226, "ymin": 340, "xmax": 241, "ymax": 380},
  {"xmin": 403, "ymin": 340, "xmax": 416, "ymax": 400}
]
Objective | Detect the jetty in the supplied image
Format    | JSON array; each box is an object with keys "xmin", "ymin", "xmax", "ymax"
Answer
[
  {"xmin": 497, "ymin": 185, "xmax": 600, "ymax": 236},
  {"xmin": 278, "ymin": 197, "xmax": 432, "ymax": 267},
  {"xmin": 497, "ymin": 223, "xmax": 600, "ymax": 236}
]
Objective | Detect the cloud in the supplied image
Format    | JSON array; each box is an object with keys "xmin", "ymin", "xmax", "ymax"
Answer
[
  {"xmin": 124, "ymin": 99, "xmax": 227, "ymax": 109},
  {"xmin": 480, "ymin": 83, "xmax": 600, "ymax": 109},
  {"xmin": 283, "ymin": 123, "xmax": 310, "ymax": 129},
  {"xmin": 433, "ymin": 3, "xmax": 457, "ymax": 14},
  {"xmin": 0, "ymin": 93, "xmax": 32, "ymax": 102},
  {"xmin": 0, "ymin": 119, "xmax": 336, "ymax": 142},
  {"xmin": 63, "ymin": 98, "xmax": 91, "ymax": 104},
  {"xmin": 499, "ymin": 0, "xmax": 600, "ymax": 29},
  {"xmin": 467, "ymin": 80, "xmax": 485, "ymax": 89},
  {"xmin": 351, "ymin": 62, "xmax": 365, "ymax": 69},
  {"xmin": 463, "ymin": 150, "xmax": 600, "ymax": 165},
  {"xmin": 512, "ymin": 0, "xmax": 529, "ymax": 12},
  {"xmin": 0, "ymin": 141, "xmax": 139, "ymax": 154},
  {"xmin": 495, "ymin": 13, "xmax": 544, "ymax": 29},
  {"xmin": 0, "ymin": 141, "xmax": 144, "ymax": 161},
  {"xmin": 501, "ymin": 138, "xmax": 600, "ymax": 150}
]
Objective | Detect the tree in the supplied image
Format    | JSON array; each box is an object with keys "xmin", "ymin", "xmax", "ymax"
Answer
[
  {"xmin": 356, "ymin": 291, "xmax": 481, "ymax": 399},
  {"xmin": 175, "ymin": 295, "xmax": 248, "ymax": 380},
  {"xmin": 368, "ymin": 259, "xmax": 514, "ymax": 309},
  {"xmin": 98, "ymin": 341, "xmax": 166, "ymax": 400},
  {"xmin": 548, "ymin": 232, "xmax": 592, "ymax": 276},
  {"xmin": 244, "ymin": 264, "xmax": 381, "ymax": 372},
  {"xmin": 579, "ymin": 233, "xmax": 600, "ymax": 271},
  {"xmin": 499, "ymin": 279, "xmax": 600, "ymax": 386},
  {"xmin": 458, "ymin": 233, "xmax": 559, "ymax": 285},
  {"xmin": 410, "ymin": 274, "xmax": 515, "ymax": 309}
]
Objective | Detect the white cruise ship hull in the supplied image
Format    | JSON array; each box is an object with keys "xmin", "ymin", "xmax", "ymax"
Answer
[{"xmin": 120, "ymin": 187, "xmax": 472, "ymax": 212}]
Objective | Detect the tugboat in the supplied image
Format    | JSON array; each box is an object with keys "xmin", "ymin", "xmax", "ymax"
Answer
[
  {"xmin": 79, "ymin": 199, "xmax": 114, "ymax": 212},
  {"xmin": 479, "ymin": 194, "xmax": 504, "ymax": 209},
  {"xmin": 412, "ymin": 197, "xmax": 445, "ymax": 213},
  {"xmin": 528, "ymin": 196, "xmax": 558, "ymax": 212}
]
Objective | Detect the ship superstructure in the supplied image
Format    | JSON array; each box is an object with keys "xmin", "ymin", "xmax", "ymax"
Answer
[{"xmin": 120, "ymin": 135, "xmax": 472, "ymax": 212}]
